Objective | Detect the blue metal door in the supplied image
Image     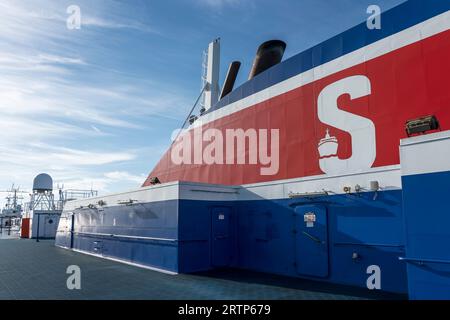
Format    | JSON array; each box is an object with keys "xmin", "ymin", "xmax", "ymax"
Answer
[
  {"xmin": 211, "ymin": 207, "xmax": 232, "ymax": 267},
  {"xmin": 295, "ymin": 205, "xmax": 329, "ymax": 278}
]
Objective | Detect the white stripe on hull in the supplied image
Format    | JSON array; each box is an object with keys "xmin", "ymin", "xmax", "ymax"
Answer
[{"xmin": 64, "ymin": 164, "xmax": 401, "ymax": 207}]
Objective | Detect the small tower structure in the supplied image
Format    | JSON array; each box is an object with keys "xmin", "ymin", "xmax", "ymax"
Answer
[{"xmin": 27, "ymin": 173, "xmax": 62, "ymax": 240}]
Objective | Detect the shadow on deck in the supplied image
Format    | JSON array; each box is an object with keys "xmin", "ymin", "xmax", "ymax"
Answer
[
  {"xmin": 192, "ymin": 268, "xmax": 406, "ymax": 300},
  {"xmin": 0, "ymin": 239, "xmax": 406, "ymax": 300}
]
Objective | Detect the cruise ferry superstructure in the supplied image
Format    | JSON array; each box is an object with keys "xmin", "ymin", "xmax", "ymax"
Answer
[{"xmin": 56, "ymin": 1, "xmax": 450, "ymax": 299}]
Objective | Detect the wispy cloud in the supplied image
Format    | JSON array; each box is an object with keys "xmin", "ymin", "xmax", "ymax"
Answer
[
  {"xmin": 0, "ymin": 52, "xmax": 86, "ymax": 70},
  {"xmin": 0, "ymin": 139, "xmax": 144, "ymax": 194},
  {"xmin": 196, "ymin": 0, "xmax": 242, "ymax": 8},
  {"xmin": 55, "ymin": 170, "xmax": 146, "ymax": 193},
  {"xmin": 0, "ymin": 1, "xmax": 185, "ymax": 204},
  {"xmin": 104, "ymin": 171, "xmax": 147, "ymax": 184},
  {"xmin": 0, "ymin": 143, "xmax": 136, "ymax": 168},
  {"xmin": 81, "ymin": 16, "xmax": 160, "ymax": 34}
]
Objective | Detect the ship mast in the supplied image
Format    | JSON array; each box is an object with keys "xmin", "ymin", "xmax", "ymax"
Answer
[{"xmin": 0, "ymin": 184, "xmax": 27, "ymax": 215}]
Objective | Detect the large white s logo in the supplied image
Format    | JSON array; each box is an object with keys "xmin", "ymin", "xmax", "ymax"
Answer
[{"xmin": 317, "ymin": 75, "xmax": 376, "ymax": 175}]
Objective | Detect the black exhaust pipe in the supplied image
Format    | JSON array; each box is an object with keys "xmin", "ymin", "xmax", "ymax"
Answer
[
  {"xmin": 248, "ymin": 40, "xmax": 286, "ymax": 80},
  {"xmin": 220, "ymin": 61, "xmax": 241, "ymax": 100}
]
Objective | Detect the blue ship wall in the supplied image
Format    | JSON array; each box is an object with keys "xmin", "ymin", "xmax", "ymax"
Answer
[
  {"xmin": 402, "ymin": 171, "xmax": 450, "ymax": 299},
  {"xmin": 399, "ymin": 131, "xmax": 450, "ymax": 299},
  {"xmin": 177, "ymin": 190, "xmax": 407, "ymax": 293},
  {"xmin": 57, "ymin": 190, "xmax": 407, "ymax": 293},
  {"xmin": 177, "ymin": 200, "xmax": 220, "ymax": 273},
  {"xmin": 236, "ymin": 192, "xmax": 406, "ymax": 293},
  {"xmin": 56, "ymin": 200, "xmax": 180, "ymax": 273}
]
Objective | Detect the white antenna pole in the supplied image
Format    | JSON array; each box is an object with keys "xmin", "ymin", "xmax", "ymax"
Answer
[{"xmin": 203, "ymin": 38, "xmax": 221, "ymax": 111}]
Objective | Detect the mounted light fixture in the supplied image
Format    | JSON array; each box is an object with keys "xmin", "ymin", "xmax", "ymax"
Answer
[
  {"xmin": 117, "ymin": 199, "xmax": 138, "ymax": 206},
  {"xmin": 370, "ymin": 181, "xmax": 379, "ymax": 192},
  {"xmin": 149, "ymin": 177, "xmax": 161, "ymax": 185},
  {"xmin": 405, "ymin": 115, "xmax": 440, "ymax": 137},
  {"xmin": 189, "ymin": 115, "xmax": 198, "ymax": 125}
]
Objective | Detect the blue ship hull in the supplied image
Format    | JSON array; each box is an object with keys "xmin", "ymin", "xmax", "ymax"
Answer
[{"xmin": 56, "ymin": 184, "xmax": 407, "ymax": 294}]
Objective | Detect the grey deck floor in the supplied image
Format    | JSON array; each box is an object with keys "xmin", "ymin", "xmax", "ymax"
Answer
[{"xmin": 0, "ymin": 239, "xmax": 406, "ymax": 300}]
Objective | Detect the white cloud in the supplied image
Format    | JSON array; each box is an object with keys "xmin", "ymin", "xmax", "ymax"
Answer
[
  {"xmin": 81, "ymin": 16, "xmax": 159, "ymax": 34},
  {"xmin": 54, "ymin": 171, "xmax": 145, "ymax": 195},
  {"xmin": 49, "ymin": 148, "xmax": 135, "ymax": 166},
  {"xmin": 0, "ymin": 52, "xmax": 86, "ymax": 70},
  {"xmin": 0, "ymin": 143, "xmax": 137, "ymax": 172},
  {"xmin": 0, "ymin": 0, "xmax": 158, "ymax": 37},
  {"xmin": 0, "ymin": 142, "xmax": 143, "ymax": 206},
  {"xmin": 104, "ymin": 171, "xmax": 146, "ymax": 184},
  {"xmin": 197, "ymin": 0, "xmax": 242, "ymax": 8},
  {"xmin": 0, "ymin": 1, "xmax": 183, "ymax": 208}
]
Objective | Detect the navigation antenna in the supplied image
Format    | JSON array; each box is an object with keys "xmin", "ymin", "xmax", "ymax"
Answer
[
  {"xmin": 200, "ymin": 49, "xmax": 208, "ymax": 113},
  {"xmin": 200, "ymin": 38, "xmax": 220, "ymax": 113}
]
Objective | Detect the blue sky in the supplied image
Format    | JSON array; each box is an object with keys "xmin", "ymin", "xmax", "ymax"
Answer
[{"xmin": 0, "ymin": 0, "xmax": 405, "ymax": 204}]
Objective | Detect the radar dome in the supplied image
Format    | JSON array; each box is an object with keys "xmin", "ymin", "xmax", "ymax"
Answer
[{"xmin": 33, "ymin": 173, "xmax": 53, "ymax": 192}]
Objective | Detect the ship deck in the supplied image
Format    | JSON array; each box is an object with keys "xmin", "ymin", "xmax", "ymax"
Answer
[{"xmin": 0, "ymin": 237, "xmax": 406, "ymax": 300}]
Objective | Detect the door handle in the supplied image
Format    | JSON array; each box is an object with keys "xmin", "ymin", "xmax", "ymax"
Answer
[{"xmin": 302, "ymin": 231, "xmax": 323, "ymax": 244}]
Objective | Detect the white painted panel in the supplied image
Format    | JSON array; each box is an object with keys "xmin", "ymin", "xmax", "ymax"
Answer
[
  {"xmin": 400, "ymin": 131, "xmax": 450, "ymax": 176},
  {"xmin": 63, "ymin": 182, "xmax": 180, "ymax": 210},
  {"xmin": 242, "ymin": 165, "xmax": 401, "ymax": 200},
  {"xmin": 179, "ymin": 182, "xmax": 240, "ymax": 201}
]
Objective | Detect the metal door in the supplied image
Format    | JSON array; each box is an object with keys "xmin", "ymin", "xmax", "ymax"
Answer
[
  {"xmin": 211, "ymin": 207, "xmax": 233, "ymax": 267},
  {"xmin": 57, "ymin": 215, "xmax": 70, "ymax": 247},
  {"xmin": 295, "ymin": 205, "xmax": 329, "ymax": 278},
  {"xmin": 44, "ymin": 215, "xmax": 57, "ymax": 238},
  {"xmin": 70, "ymin": 214, "xmax": 75, "ymax": 249}
]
